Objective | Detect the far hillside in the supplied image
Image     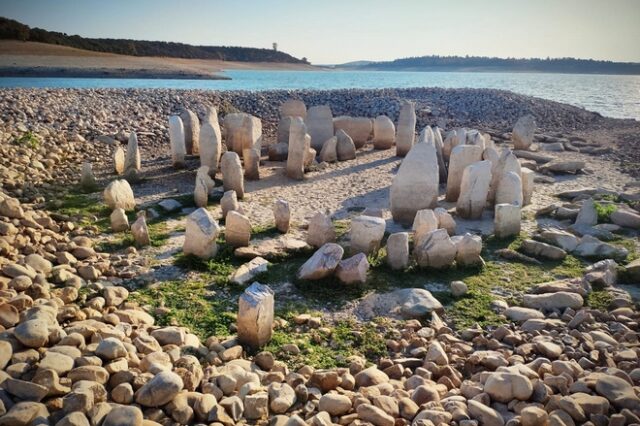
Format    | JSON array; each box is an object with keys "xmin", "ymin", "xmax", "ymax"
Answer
[{"xmin": 0, "ymin": 16, "xmax": 308, "ymax": 64}]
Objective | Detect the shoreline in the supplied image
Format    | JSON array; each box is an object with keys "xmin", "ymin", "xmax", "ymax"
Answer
[{"xmin": 0, "ymin": 66, "xmax": 231, "ymax": 80}]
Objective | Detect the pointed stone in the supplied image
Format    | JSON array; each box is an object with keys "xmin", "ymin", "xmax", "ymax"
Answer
[
  {"xmin": 124, "ymin": 132, "xmax": 141, "ymax": 179},
  {"xmin": 221, "ymin": 190, "xmax": 240, "ymax": 219},
  {"xmin": 319, "ymin": 136, "xmax": 338, "ymax": 162},
  {"xmin": 488, "ymin": 149, "xmax": 521, "ymax": 203},
  {"xmin": 336, "ymin": 129, "xmax": 356, "ymax": 161},
  {"xmin": 110, "ymin": 208, "xmax": 129, "ymax": 232},
  {"xmin": 194, "ymin": 166, "xmax": 215, "ymax": 208}
]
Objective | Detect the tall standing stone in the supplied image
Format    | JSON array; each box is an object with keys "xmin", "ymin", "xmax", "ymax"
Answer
[
  {"xmin": 386, "ymin": 232, "xmax": 409, "ymax": 270},
  {"xmin": 225, "ymin": 211, "xmax": 251, "ymax": 247},
  {"xmin": 396, "ymin": 100, "xmax": 416, "ymax": 157},
  {"xmin": 442, "ymin": 129, "xmax": 464, "ymax": 161},
  {"xmin": 278, "ymin": 100, "xmax": 307, "ymax": 144},
  {"xmin": 333, "ymin": 116, "xmax": 373, "ymax": 148},
  {"xmin": 495, "ymin": 204, "xmax": 521, "ymax": 238},
  {"xmin": 433, "ymin": 127, "xmax": 448, "ymax": 183},
  {"xmin": 224, "ymin": 113, "xmax": 262, "ymax": 155},
  {"xmin": 194, "ymin": 166, "xmax": 215, "ymax": 208},
  {"xmin": 124, "ymin": 132, "xmax": 141, "ymax": 179},
  {"xmin": 184, "ymin": 208, "xmax": 220, "ymax": 258},
  {"xmin": 336, "ymin": 129, "xmax": 356, "ymax": 161},
  {"xmin": 495, "ymin": 171, "xmax": 523, "ymax": 206},
  {"xmin": 169, "ymin": 116, "xmax": 186, "ymax": 169},
  {"xmin": 350, "ymin": 215, "xmax": 386, "ymax": 255},
  {"xmin": 286, "ymin": 117, "xmax": 309, "ymax": 180},
  {"xmin": 243, "ymin": 148, "xmax": 260, "ymax": 180},
  {"xmin": 512, "ymin": 114, "xmax": 536, "ymax": 151},
  {"xmin": 390, "ymin": 143, "xmax": 439, "ymax": 225},
  {"xmin": 273, "ymin": 199, "xmax": 290, "ymax": 233},
  {"xmin": 114, "ymin": 145, "xmax": 125, "ymax": 175},
  {"xmin": 521, "ymin": 168, "xmax": 534, "ymax": 205},
  {"xmin": 237, "ymin": 282, "xmax": 274, "ymax": 349},
  {"xmin": 445, "ymin": 145, "xmax": 483, "ymax": 202},
  {"xmin": 200, "ymin": 116, "xmax": 222, "ymax": 177},
  {"xmin": 305, "ymin": 105, "xmax": 333, "ymax": 151},
  {"xmin": 80, "ymin": 162, "xmax": 97, "ymax": 191},
  {"xmin": 307, "ymin": 212, "xmax": 335, "ymax": 248},
  {"xmin": 373, "ymin": 115, "xmax": 395, "ymax": 150},
  {"xmin": 456, "ymin": 160, "xmax": 493, "ymax": 219},
  {"xmin": 488, "ymin": 149, "xmax": 521, "ymax": 204},
  {"xmin": 221, "ymin": 151, "xmax": 245, "ymax": 199},
  {"xmin": 180, "ymin": 109, "xmax": 201, "ymax": 155}
]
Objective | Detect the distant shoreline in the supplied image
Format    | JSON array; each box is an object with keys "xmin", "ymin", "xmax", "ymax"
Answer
[{"xmin": 0, "ymin": 66, "xmax": 231, "ymax": 80}]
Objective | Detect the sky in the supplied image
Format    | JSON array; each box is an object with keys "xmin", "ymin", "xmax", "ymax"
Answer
[{"xmin": 2, "ymin": 0, "xmax": 640, "ymax": 64}]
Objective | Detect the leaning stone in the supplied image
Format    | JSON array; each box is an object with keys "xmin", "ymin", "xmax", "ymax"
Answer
[
  {"xmin": 131, "ymin": 212, "xmax": 150, "ymax": 247},
  {"xmin": 286, "ymin": 117, "xmax": 310, "ymax": 180},
  {"xmin": 456, "ymin": 160, "xmax": 492, "ymax": 219},
  {"xmin": 319, "ymin": 136, "xmax": 338, "ymax": 162},
  {"xmin": 225, "ymin": 211, "xmax": 251, "ymax": 247},
  {"xmin": 273, "ymin": 199, "xmax": 290, "ymax": 233},
  {"xmin": 336, "ymin": 253, "xmax": 369, "ymax": 284},
  {"xmin": 412, "ymin": 209, "xmax": 438, "ymax": 246},
  {"xmin": 414, "ymin": 229, "xmax": 457, "ymax": 269},
  {"xmin": 221, "ymin": 151, "xmax": 245, "ymax": 199},
  {"xmin": 200, "ymin": 118, "xmax": 222, "ymax": 176},
  {"xmin": 336, "ymin": 129, "xmax": 356, "ymax": 161},
  {"xmin": 390, "ymin": 143, "xmax": 439, "ymax": 225},
  {"xmin": 488, "ymin": 149, "xmax": 521, "ymax": 203},
  {"xmin": 110, "ymin": 208, "xmax": 129, "ymax": 232},
  {"xmin": 238, "ymin": 282, "xmax": 274, "ymax": 349},
  {"xmin": 104, "ymin": 179, "xmax": 135, "ymax": 210},
  {"xmin": 386, "ymin": 232, "xmax": 409, "ymax": 270},
  {"xmin": 512, "ymin": 114, "xmax": 536, "ymax": 150},
  {"xmin": 184, "ymin": 208, "xmax": 220, "ymax": 259},
  {"xmin": 305, "ymin": 105, "xmax": 333, "ymax": 151},
  {"xmin": 194, "ymin": 166, "xmax": 215, "ymax": 207},
  {"xmin": 446, "ymin": 145, "xmax": 483, "ymax": 202},
  {"xmin": 180, "ymin": 108, "xmax": 200, "ymax": 155},
  {"xmin": 495, "ymin": 171, "xmax": 523, "ymax": 206},
  {"xmin": 574, "ymin": 235, "xmax": 628, "ymax": 259},
  {"xmin": 3, "ymin": 378, "xmax": 48, "ymax": 402},
  {"xmin": 221, "ymin": 190, "xmax": 239, "ymax": 219},
  {"xmin": 395, "ymin": 101, "xmax": 416, "ymax": 157},
  {"xmin": 494, "ymin": 204, "xmax": 521, "ymax": 238},
  {"xmin": 452, "ymin": 233, "xmax": 483, "ymax": 267},
  {"xmin": 124, "ymin": 132, "xmax": 141, "ymax": 176},
  {"xmin": 350, "ymin": 215, "xmax": 386, "ymax": 255},
  {"xmin": 298, "ymin": 243, "xmax": 344, "ymax": 280},
  {"xmin": 169, "ymin": 115, "xmax": 186, "ymax": 168},
  {"xmin": 307, "ymin": 212, "xmax": 335, "ymax": 247},
  {"xmin": 538, "ymin": 228, "xmax": 579, "ymax": 251}
]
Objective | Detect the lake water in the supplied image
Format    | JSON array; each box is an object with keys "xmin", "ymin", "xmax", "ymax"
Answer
[{"xmin": 1, "ymin": 70, "xmax": 639, "ymax": 120}]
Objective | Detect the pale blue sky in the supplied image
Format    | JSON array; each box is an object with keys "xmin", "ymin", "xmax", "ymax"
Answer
[{"xmin": 2, "ymin": 0, "xmax": 639, "ymax": 64}]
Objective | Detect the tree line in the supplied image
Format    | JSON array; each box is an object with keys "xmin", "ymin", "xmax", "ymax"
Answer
[{"xmin": 0, "ymin": 17, "xmax": 309, "ymax": 64}]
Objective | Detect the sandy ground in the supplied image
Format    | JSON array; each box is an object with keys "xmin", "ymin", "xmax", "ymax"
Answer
[{"xmin": 0, "ymin": 41, "xmax": 316, "ymax": 78}]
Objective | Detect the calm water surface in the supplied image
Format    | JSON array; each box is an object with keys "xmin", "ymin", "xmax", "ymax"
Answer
[{"xmin": 0, "ymin": 70, "xmax": 638, "ymax": 120}]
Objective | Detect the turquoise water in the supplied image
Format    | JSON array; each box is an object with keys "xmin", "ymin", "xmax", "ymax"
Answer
[{"xmin": 1, "ymin": 70, "xmax": 639, "ymax": 120}]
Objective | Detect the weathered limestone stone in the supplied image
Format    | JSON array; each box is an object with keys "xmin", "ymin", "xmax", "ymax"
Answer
[
  {"xmin": 495, "ymin": 203, "xmax": 521, "ymax": 238},
  {"xmin": 520, "ymin": 239, "xmax": 566, "ymax": 260},
  {"xmin": 230, "ymin": 257, "xmax": 269, "ymax": 285},
  {"xmin": 433, "ymin": 127, "xmax": 448, "ymax": 183},
  {"xmin": 611, "ymin": 207, "xmax": 640, "ymax": 229},
  {"xmin": 523, "ymin": 291, "xmax": 583, "ymax": 310},
  {"xmin": 221, "ymin": 190, "xmax": 239, "ymax": 219},
  {"xmin": 488, "ymin": 149, "xmax": 521, "ymax": 203},
  {"xmin": 575, "ymin": 198, "xmax": 598, "ymax": 226},
  {"xmin": 414, "ymin": 229, "xmax": 457, "ymax": 269},
  {"xmin": 512, "ymin": 114, "xmax": 536, "ymax": 150},
  {"xmin": 123, "ymin": 132, "xmax": 141, "ymax": 181},
  {"xmin": 336, "ymin": 253, "xmax": 369, "ymax": 284},
  {"xmin": 521, "ymin": 168, "xmax": 534, "ymax": 205},
  {"xmin": 169, "ymin": 115, "xmax": 186, "ymax": 168},
  {"xmin": 350, "ymin": 215, "xmax": 386, "ymax": 255},
  {"xmin": 237, "ymin": 282, "xmax": 274, "ymax": 349},
  {"xmin": 194, "ymin": 166, "xmax": 215, "ymax": 208},
  {"xmin": 307, "ymin": 212, "xmax": 335, "ymax": 248},
  {"xmin": 373, "ymin": 115, "xmax": 395, "ymax": 150},
  {"xmin": 456, "ymin": 160, "xmax": 492, "ymax": 219},
  {"xmin": 319, "ymin": 136, "xmax": 338, "ymax": 162},
  {"xmin": 104, "ymin": 179, "xmax": 135, "ymax": 210},
  {"xmin": 131, "ymin": 212, "xmax": 150, "ymax": 246},
  {"xmin": 541, "ymin": 159, "xmax": 586, "ymax": 174},
  {"xmin": 452, "ymin": 233, "xmax": 483, "ymax": 266},
  {"xmin": 277, "ymin": 115, "xmax": 293, "ymax": 145},
  {"xmin": 80, "ymin": 162, "xmax": 97, "ymax": 191},
  {"xmin": 539, "ymin": 228, "xmax": 579, "ymax": 251},
  {"xmin": 113, "ymin": 145, "xmax": 125, "ymax": 175},
  {"xmin": 221, "ymin": 151, "xmax": 245, "ymax": 199},
  {"xmin": 180, "ymin": 109, "xmax": 200, "ymax": 155},
  {"xmin": 418, "ymin": 125, "xmax": 434, "ymax": 145},
  {"xmin": 184, "ymin": 208, "xmax": 220, "ymax": 258},
  {"xmin": 224, "ymin": 112, "xmax": 262, "ymax": 154},
  {"xmin": 434, "ymin": 207, "xmax": 456, "ymax": 235},
  {"xmin": 390, "ymin": 143, "xmax": 439, "ymax": 225},
  {"xmin": 333, "ymin": 116, "xmax": 373, "ymax": 148},
  {"xmin": 135, "ymin": 371, "xmax": 184, "ymax": 407},
  {"xmin": 450, "ymin": 280, "xmax": 468, "ymax": 296},
  {"xmin": 286, "ymin": 117, "xmax": 310, "ymax": 180},
  {"xmin": 110, "ymin": 208, "xmax": 129, "ymax": 232},
  {"xmin": 442, "ymin": 129, "xmax": 464, "ymax": 161},
  {"xmin": 336, "ymin": 129, "xmax": 356, "ymax": 161},
  {"xmin": 305, "ymin": 105, "xmax": 333, "ymax": 151},
  {"xmin": 298, "ymin": 243, "xmax": 344, "ymax": 280},
  {"xmin": 226, "ymin": 211, "xmax": 251, "ymax": 247},
  {"xmin": 200, "ymin": 117, "xmax": 222, "ymax": 176},
  {"xmin": 484, "ymin": 372, "xmax": 533, "ymax": 402},
  {"xmin": 278, "ymin": 100, "xmax": 306, "ymax": 144},
  {"xmin": 446, "ymin": 145, "xmax": 483, "ymax": 202},
  {"xmin": 395, "ymin": 101, "xmax": 416, "ymax": 157},
  {"xmin": 304, "ymin": 146, "xmax": 316, "ymax": 168},
  {"xmin": 243, "ymin": 148, "xmax": 260, "ymax": 180},
  {"xmin": 273, "ymin": 199, "xmax": 290, "ymax": 233},
  {"xmin": 386, "ymin": 232, "xmax": 409, "ymax": 270},
  {"xmin": 412, "ymin": 209, "xmax": 438, "ymax": 247},
  {"xmin": 495, "ymin": 171, "xmax": 523, "ymax": 206}
]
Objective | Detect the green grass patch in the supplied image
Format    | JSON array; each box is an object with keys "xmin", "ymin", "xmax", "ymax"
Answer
[
  {"xmin": 47, "ymin": 192, "xmax": 111, "ymax": 233},
  {"xmin": 586, "ymin": 290, "xmax": 613, "ymax": 311},
  {"xmin": 594, "ymin": 202, "xmax": 617, "ymax": 223},
  {"xmin": 15, "ymin": 131, "xmax": 40, "ymax": 149}
]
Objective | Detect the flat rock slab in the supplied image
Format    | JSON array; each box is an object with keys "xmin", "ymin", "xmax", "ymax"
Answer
[
  {"xmin": 356, "ymin": 288, "xmax": 443, "ymax": 320},
  {"xmin": 234, "ymin": 236, "xmax": 309, "ymax": 260}
]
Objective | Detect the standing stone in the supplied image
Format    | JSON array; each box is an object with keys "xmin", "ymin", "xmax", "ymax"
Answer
[
  {"xmin": 286, "ymin": 117, "xmax": 309, "ymax": 180},
  {"xmin": 319, "ymin": 136, "xmax": 338, "ymax": 163},
  {"xmin": 184, "ymin": 208, "xmax": 220, "ymax": 259},
  {"xmin": 446, "ymin": 145, "xmax": 483, "ymax": 202},
  {"xmin": 114, "ymin": 146, "xmax": 125, "ymax": 175},
  {"xmin": 495, "ymin": 204, "xmax": 521, "ymax": 238},
  {"xmin": 335, "ymin": 253, "xmax": 369, "ymax": 284},
  {"xmin": 304, "ymin": 147, "xmax": 317, "ymax": 168},
  {"xmin": 350, "ymin": 215, "xmax": 386, "ymax": 255},
  {"xmin": 495, "ymin": 171, "xmax": 523, "ymax": 206},
  {"xmin": 110, "ymin": 208, "xmax": 129, "ymax": 232},
  {"xmin": 278, "ymin": 100, "xmax": 307, "ymax": 144},
  {"xmin": 238, "ymin": 282, "xmax": 274, "ymax": 349},
  {"xmin": 386, "ymin": 232, "xmax": 409, "ymax": 270},
  {"xmin": 452, "ymin": 233, "xmax": 483, "ymax": 266},
  {"xmin": 413, "ymin": 209, "xmax": 438, "ymax": 247},
  {"xmin": 226, "ymin": 211, "xmax": 251, "ymax": 247},
  {"xmin": 442, "ymin": 128, "xmax": 465, "ymax": 161},
  {"xmin": 434, "ymin": 207, "xmax": 457, "ymax": 235},
  {"xmin": 414, "ymin": 228, "xmax": 457, "ymax": 269},
  {"xmin": 333, "ymin": 116, "xmax": 373, "ymax": 148},
  {"xmin": 221, "ymin": 151, "xmax": 245, "ymax": 199},
  {"xmin": 433, "ymin": 127, "xmax": 448, "ymax": 183},
  {"xmin": 512, "ymin": 114, "xmax": 536, "ymax": 150},
  {"xmin": 180, "ymin": 109, "xmax": 201, "ymax": 155},
  {"xmin": 521, "ymin": 168, "xmax": 534, "ymax": 205},
  {"xmin": 104, "ymin": 179, "xmax": 135, "ymax": 210},
  {"xmin": 131, "ymin": 212, "xmax": 150, "ymax": 247},
  {"xmin": 396, "ymin": 101, "xmax": 416, "ymax": 157},
  {"xmin": 80, "ymin": 162, "xmax": 97, "ymax": 191},
  {"xmin": 277, "ymin": 116, "xmax": 293, "ymax": 145},
  {"xmin": 575, "ymin": 198, "xmax": 598, "ymax": 226},
  {"xmin": 305, "ymin": 105, "xmax": 333, "ymax": 151},
  {"xmin": 194, "ymin": 166, "xmax": 215, "ymax": 208},
  {"xmin": 224, "ymin": 113, "xmax": 262, "ymax": 154},
  {"xmin": 373, "ymin": 115, "xmax": 395, "ymax": 150},
  {"xmin": 390, "ymin": 143, "xmax": 439, "ymax": 225},
  {"xmin": 336, "ymin": 130, "xmax": 356, "ymax": 161},
  {"xmin": 273, "ymin": 199, "xmax": 290, "ymax": 233},
  {"xmin": 200, "ymin": 119, "xmax": 222, "ymax": 177},
  {"xmin": 456, "ymin": 160, "xmax": 492, "ymax": 219},
  {"xmin": 307, "ymin": 212, "xmax": 335, "ymax": 248},
  {"xmin": 488, "ymin": 149, "xmax": 521, "ymax": 203},
  {"xmin": 417, "ymin": 126, "xmax": 434, "ymax": 145},
  {"xmin": 124, "ymin": 132, "xmax": 141, "ymax": 180},
  {"xmin": 221, "ymin": 190, "xmax": 239, "ymax": 219},
  {"xmin": 169, "ymin": 116, "xmax": 187, "ymax": 168},
  {"xmin": 243, "ymin": 148, "xmax": 260, "ymax": 180}
]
